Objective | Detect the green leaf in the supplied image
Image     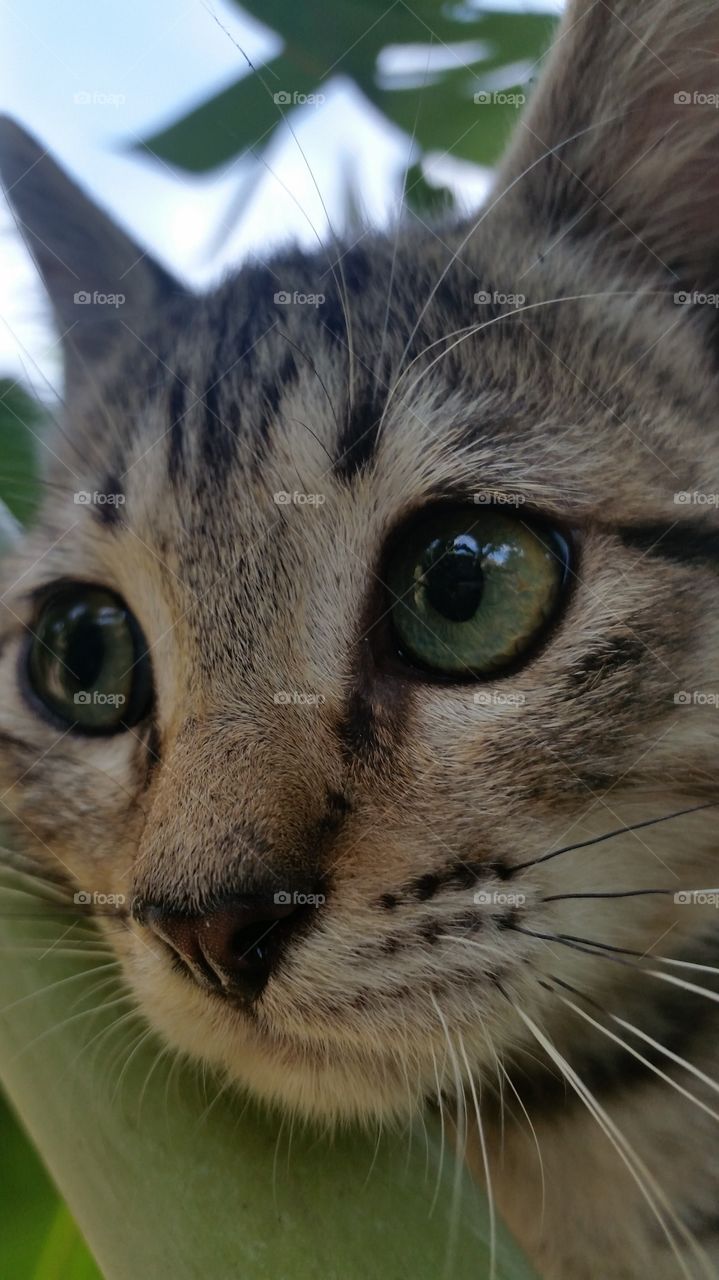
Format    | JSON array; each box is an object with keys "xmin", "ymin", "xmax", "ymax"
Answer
[
  {"xmin": 0, "ymin": 1094, "xmax": 59, "ymax": 1276},
  {"xmin": 403, "ymin": 161, "xmax": 455, "ymax": 218},
  {"xmin": 357, "ymin": 11, "xmax": 556, "ymax": 170},
  {"xmin": 364, "ymin": 70, "xmax": 526, "ymax": 168},
  {"xmin": 0, "ymin": 378, "xmax": 42, "ymax": 526},
  {"xmin": 0, "ymin": 864, "xmax": 540, "ymax": 1280},
  {"xmin": 138, "ymin": 52, "xmax": 321, "ymax": 173},
  {"xmin": 235, "ymin": 0, "xmax": 470, "ymax": 71},
  {"xmin": 136, "ymin": 5, "xmax": 557, "ymax": 176},
  {"xmin": 32, "ymin": 1205, "xmax": 102, "ymax": 1280}
]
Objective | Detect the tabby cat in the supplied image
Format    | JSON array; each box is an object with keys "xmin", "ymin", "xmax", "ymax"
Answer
[{"xmin": 2, "ymin": 2, "xmax": 719, "ymax": 1276}]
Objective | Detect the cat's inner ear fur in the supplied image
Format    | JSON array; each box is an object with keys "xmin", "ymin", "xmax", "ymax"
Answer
[
  {"xmin": 0, "ymin": 115, "xmax": 185, "ymax": 390},
  {"xmin": 497, "ymin": 0, "xmax": 719, "ymax": 294}
]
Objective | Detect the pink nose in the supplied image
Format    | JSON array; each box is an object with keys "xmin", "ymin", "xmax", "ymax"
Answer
[{"xmin": 145, "ymin": 895, "xmax": 303, "ymax": 998}]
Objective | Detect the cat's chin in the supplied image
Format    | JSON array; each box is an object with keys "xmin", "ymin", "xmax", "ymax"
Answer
[
  {"xmin": 164, "ymin": 1013, "xmax": 423, "ymax": 1124},
  {"xmin": 130, "ymin": 963, "xmax": 429, "ymax": 1124},
  {"xmin": 219, "ymin": 1033, "xmax": 422, "ymax": 1125}
]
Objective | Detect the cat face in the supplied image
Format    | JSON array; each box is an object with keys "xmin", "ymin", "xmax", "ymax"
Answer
[{"xmin": 1, "ymin": 0, "xmax": 719, "ymax": 1121}]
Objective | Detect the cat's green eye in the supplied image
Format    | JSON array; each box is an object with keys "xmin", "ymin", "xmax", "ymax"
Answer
[
  {"xmin": 385, "ymin": 506, "xmax": 569, "ymax": 679},
  {"xmin": 26, "ymin": 587, "xmax": 153, "ymax": 733}
]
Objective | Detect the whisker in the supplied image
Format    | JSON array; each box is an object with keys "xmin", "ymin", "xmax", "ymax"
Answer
[
  {"xmin": 428, "ymin": 1041, "xmax": 447, "ymax": 1217},
  {"xmin": 0, "ymin": 960, "xmax": 119, "ymax": 1016},
  {"xmin": 457, "ymin": 1029, "xmax": 496, "ymax": 1280},
  {"xmin": 551, "ymin": 970, "xmax": 719, "ymax": 1107},
  {"xmin": 111, "ymin": 1022, "xmax": 160, "ymax": 1107},
  {"xmin": 504, "ymin": 924, "xmax": 645, "ymax": 958},
  {"xmin": 542, "ymin": 888, "xmax": 673, "ymax": 902},
  {"xmin": 375, "ymin": 37, "xmax": 435, "ymax": 392},
  {"xmin": 493, "ymin": 1050, "xmax": 546, "ymax": 1229},
  {"xmin": 380, "ymin": 112, "xmax": 641, "ymax": 433},
  {"xmin": 137, "ymin": 1040, "xmax": 177, "ymax": 1121},
  {"xmin": 647, "ymin": 970, "xmax": 719, "ymax": 1008},
  {"xmin": 549, "ymin": 982, "xmax": 719, "ymax": 1129},
  {"xmin": 12, "ymin": 990, "xmax": 135, "ymax": 1063},
  {"xmin": 276, "ymin": 331, "xmax": 340, "ymax": 435},
  {"xmin": 81, "ymin": 1007, "xmax": 147, "ymax": 1084},
  {"xmin": 201, "ymin": 2, "xmax": 356, "ymax": 408},
  {"xmin": 502, "ymin": 992, "xmax": 709, "ymax": 1280},
  {"xmin": 658, "ymin": 957, "xmax": 719, "ymax": 977},
  {"xmin": 515, "ymin": 801, "xmax": 718, "ymax": 872},
  {"xmin": 430, "ymin": 993, "xmax": 466, "ymax": 1280}
]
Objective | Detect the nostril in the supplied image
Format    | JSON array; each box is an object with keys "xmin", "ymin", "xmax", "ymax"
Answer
[
  {"xmin": 144, "ymin": 896, "xmax": 306, "ymax": 998},
  {"xmin": 222, "ymin": 918, "xmax": 281, "ymax": 974}
]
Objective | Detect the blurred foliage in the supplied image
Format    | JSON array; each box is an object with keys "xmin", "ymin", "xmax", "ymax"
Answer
[
  {"xmin": 0, "ymin": 1099, "xmax": 101, "ymax": 1280},
  {"xmin": 0, "ymin": 379, "xmax": 42, "ymax": 526},
  {"xmin": 139, "ymin": 0, "xmax": 557, "ymax": 215},
  {"xmin": 0, "ymin": 1094, "xmax": 58, "ymax": 1276}
]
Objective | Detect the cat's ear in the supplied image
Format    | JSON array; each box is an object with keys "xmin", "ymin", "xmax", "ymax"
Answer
[
  {"xmin": 0, "ymin": 116, "xmax": 185, "ymax": 388},
  {"xmin": 496, "ymin": 0, "xmax": 719, "ymax": 291}
]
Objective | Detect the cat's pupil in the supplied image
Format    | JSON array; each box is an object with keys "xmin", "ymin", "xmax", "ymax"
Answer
[
  {"xmin": 421, "ymin": 534, "xmax": 485, "ymax": 623},
  {"xmin": 65, "ymin": 618, "xmax": 105, "ymax": 692}
]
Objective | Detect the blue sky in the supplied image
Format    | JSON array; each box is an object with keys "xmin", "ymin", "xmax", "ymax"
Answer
[{"xmin": 0, "ymin": 0, "xmax": 561, "ymax": 397}]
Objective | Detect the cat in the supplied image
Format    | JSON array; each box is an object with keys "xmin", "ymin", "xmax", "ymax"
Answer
[{"xmin": 2, "ymin": 1, "xmax": 719, "ymax": 1276}]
